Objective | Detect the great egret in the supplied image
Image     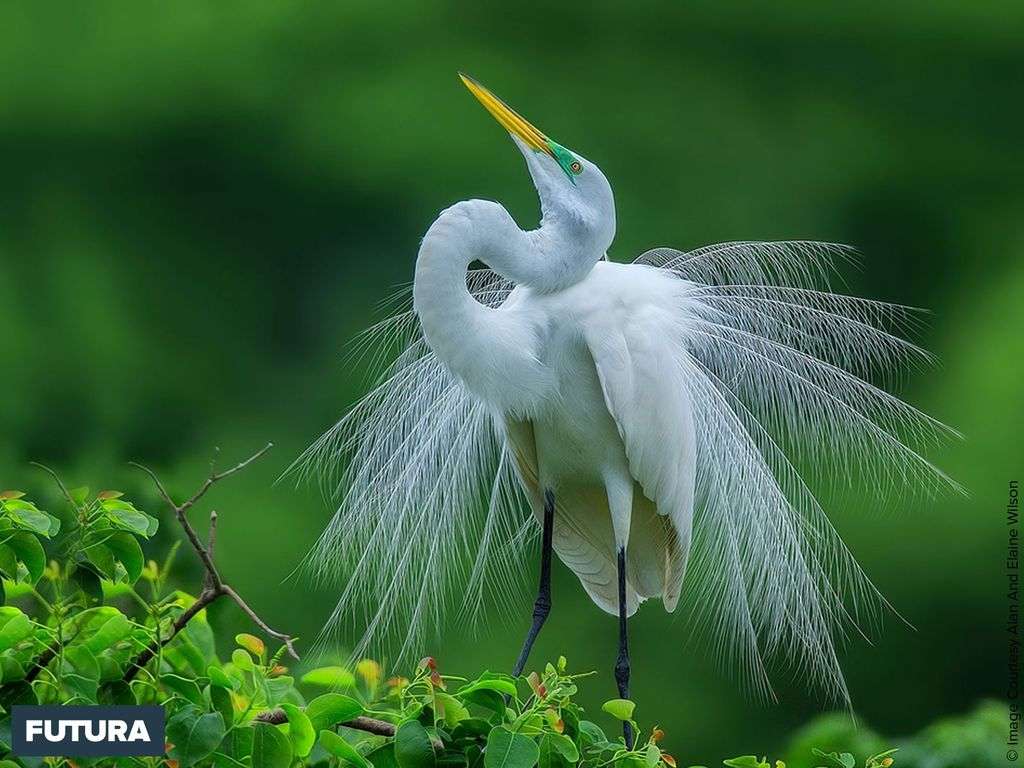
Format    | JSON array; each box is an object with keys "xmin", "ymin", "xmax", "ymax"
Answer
[{"xmin": 298, "ymin": 74, "xmax": 956, "ymax": 743}]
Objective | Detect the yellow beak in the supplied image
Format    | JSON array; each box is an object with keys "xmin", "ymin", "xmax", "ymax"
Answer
[{"xmin": 459, "ymin": 73, "xmax": 554, "ymax": 157}]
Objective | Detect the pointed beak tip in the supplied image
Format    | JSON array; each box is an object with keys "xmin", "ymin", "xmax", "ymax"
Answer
[
  {"xmin": 457, "ymin": 75, "xmax": 552, "ymax": 157},
  {"xmin": 458, "ymin": 72, "xmax": 480, "ymax": 91}
]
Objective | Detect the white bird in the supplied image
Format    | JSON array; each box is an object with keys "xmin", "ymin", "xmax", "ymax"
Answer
[{"xmin": 297, "ymin": 74, "xmax": 956, "ymax": 740}]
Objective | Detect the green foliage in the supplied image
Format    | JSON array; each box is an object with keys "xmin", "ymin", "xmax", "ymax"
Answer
[
  {"xmin": 0, "ymin": 485, "xmax": 680, "ymax": 768},
  {"xmin": 0, "ymin": 483, "xmax": 1004, "ymax": 768}
]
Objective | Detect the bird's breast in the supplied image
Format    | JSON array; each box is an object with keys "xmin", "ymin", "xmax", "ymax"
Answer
[{"xmin": 530, "ymin": 334, "xmax": 628, "ymax": 490}]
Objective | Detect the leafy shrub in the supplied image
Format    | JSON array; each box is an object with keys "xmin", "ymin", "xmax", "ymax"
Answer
[
  {"xmin": 0, "ymin": 462, "xmax": 1004, "ymax": 768},
  {"xmin": 0, "ymin": 465, "xmax": 684, "ymax": 768},
  {"xmin": 0, "ymin": 484, "xmax": 675, "ymax": 767}
]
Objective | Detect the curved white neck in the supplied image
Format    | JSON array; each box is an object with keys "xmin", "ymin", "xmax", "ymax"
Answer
[{"xmin": 413, "ymin": 199, "xmax": 561, "ymax": 413}]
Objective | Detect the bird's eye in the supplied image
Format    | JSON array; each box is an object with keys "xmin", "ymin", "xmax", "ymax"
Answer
[{"xmin": 569, "ymin": 160, "xmax": 583, "ymax": 174}]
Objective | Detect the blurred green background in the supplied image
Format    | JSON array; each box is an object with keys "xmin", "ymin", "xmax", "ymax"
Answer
[{"xmin": 1, "ymin": 1, "xmax": 1021, "ymax": 763}]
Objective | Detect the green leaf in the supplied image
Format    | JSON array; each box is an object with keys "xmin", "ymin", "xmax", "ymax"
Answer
[
  {"xmin": 162, "ymin": 673, "xmax": 206, "ymax": 706},
  {"xmin": 645, "ymin": 742, "xmax": 660, "ymax": 768},
  {"xmin": 538, "ymin": 735, "xmax": 575, "ymax": 768},
  {"xmin": 211, "ymin": 753, "xmax": 249, "ymax": 768},
  {"xmin": 264, "ymin": 674, "xmax": 296, "ymax": 706},
  {"xmin": 105, "ymin": 532, "xmax": 145, "ymax": 583},
  {"xmin": 0, "ymin": 680, "xmax": 36, "ymax": 710},
  {"xmin": 0, "ymin": 546, "xmax": 17, "ymax": 580},
  {"xmin": 0, "ymin": 655, "xmax": 26, "ymax": 683},
  {"xmin": 72, "ymin": 561, "xmax": 104, "ymax": 603},
  {"xmin": 210, "ymin": 684, "xmax": 234, "ymax": 727},
  {"xmin": 451, "ymin": 719, "xmax": 492, "ymax": 744},
  {"xmin": 722, "ymin": 758, "xmax": 766, "ymax": 768},
  {"xmin": 395, "ymin": 720, "xmax": 436, "ymax": 768},
  {"xmin": 69, "ymin": 486, "xmax": 90, "ymax": 505},
  {"xmin": 367, "ymin": 744, "xmax": 401, "ymax": 768},
  {"xmin": 457, "ymin": 676, "xmax": 518, "ymax": 698},
  {"xmin": 301, "ymin": 665, "xmax": 356, "ymax": 688},
  {"xmin": 544, "ymin": 733, "xmax": 577, "ymax": 763},
  {"xmin": 601, "ymin": 698, "xmax": 635, "ymax": 721},
  {"xmin": 232, "ymin": 726, "xmax": 255, "ymax": 760},
  {"xmin": 85, "ymin": 542, "xmax": 117, "ymax": 579},
  {"xmin": 167, "ymin": 710, "xmax": 226, "ymax": 768},
  {"xmin": 810, "ymin": 752, "xmax": 855, "ymax": 768},
  {"xmin": 236, "ymin": 633, "xmax": 266, "ymax": 658},
  {"xmin": 305, "ymin": 692, "xmax": 363, "ymax": 732},
  {"xmin": 6, "ymin": 533, "xmax": 45, "ymax": 583},
  {"xmin": 7, "ymin": 506, "xmax": 52, "ymax": 536},
  {"xmin": 576, "ymin": 721, "xmax": 611, "ymax": 751},
  {"xmin": 435, "ymin": 691, "xmax": 471, "ymax": 727},
  {"xmin": 231, "ymin": 648, "xmax": 255, "ymax": 672},
  {"xmin": 0, "ymin": 610, "xmax": 32, "ymax": 652},
  {"xmin": 83, "ymin": 612, "xmax": 133, "ymax": 654},
  {"xmin": 484, "ymin": 727, "xmax": 539, "ymax": 768},
  {"xmin": 460, "ymin": 688, "xmax": 505, "ymax": 715},
  {"xmin": 99, "ymin": 680, "xmax": 135, "ymax": 705},
  {"xmin": 319, "ymin": 729, "xmax": 372, "ymax": 768},
  {"xmin": 106, "ymin": 507, "xmax": 153, "ymax": 537},
  {"xmin": 252, "ymin": 722, "xmax": 293, "ymax": 768},
  {"xmin": 208, "ymin": 664, "xmax": 237, "ymax": 690},
  {"xmin": 61, "ymin": 646, "xmax": 100, "ymax": 703},
  {"xmin": 281, "ymin": 703, "xmax": 315, "ymax": 758}
]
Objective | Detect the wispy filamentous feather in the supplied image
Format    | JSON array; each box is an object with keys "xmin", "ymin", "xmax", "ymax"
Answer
[{"xmin": 292, "ymin": 243, "xmax": 957, "ymax": 701}]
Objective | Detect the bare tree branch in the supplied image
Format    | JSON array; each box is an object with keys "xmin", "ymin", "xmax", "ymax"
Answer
[
  {"xmin": 254, "ymin": 711, "xmax": 443, "ymax": 748},
  {"xmin": 204, "ymin": 510, "xmax": 218, "ymax": 591},
  {"xmin": 125, "ymin": 443, "xmax": 298, "ymax": 681},
  {"xmin": 36, "ymin": 446, "xmax": 397, "ymax": 747},
  {"xmin": 207, "ymin": 510, "xmax": 218, "ymax": 557},
  {"xmin": 177, "ymin": 442, "xmax": 273, "ymax": 516},
  {"xmin": 255, "ymin": 710, "xmax": 397, "ymax": 737},
  {"xmin": 221, "ymin": 585, "xmax": 299, "ymax": 660},
  {"xmin": 126, "ymin": 587, "xmax": 221, "ymax": 677},
  {"xmin": 29, "ymin": 462, "xmax": 77, "ymax": 508}
]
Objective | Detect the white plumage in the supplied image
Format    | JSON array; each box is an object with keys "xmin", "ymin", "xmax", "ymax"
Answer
[{"xmin": 295, "ymin": 76, "xmax": 957, "ymax": 706}]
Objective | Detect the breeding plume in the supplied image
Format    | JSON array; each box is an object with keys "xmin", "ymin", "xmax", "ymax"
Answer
[{"xmin": 299, "ymin": 74, "xmax": 955, "ymax": 739}]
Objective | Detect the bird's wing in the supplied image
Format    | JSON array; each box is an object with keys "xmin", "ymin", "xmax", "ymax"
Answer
[
  {"xmin": 289, "ymin": 270, "xmax": 533, "ymax": 661},
  {"xmin": 628, "ymin": 241, "xmax": 960, "ymax": 705},
  {"xmin": 581, "ymin": 302, "xmax": 696, "ymax": 613}
]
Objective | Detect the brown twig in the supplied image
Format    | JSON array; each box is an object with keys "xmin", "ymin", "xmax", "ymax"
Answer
[
  {"xmin": 255, "ymin": 710, "xmax": 395, "ymax": 737},
  {"xmin": 126, "ymin": 587, "xmax": 221, "ymax": 676},
  {"xmin": 203, "ymin": 510, "xmax": 218, "ymax": 590},
  {"xmin": 124, "ymin": 444, "xmax": 299, "ymax": 680},
  {"xmin": 29, "ymin": 462, "xmax": 77, "ymax": 508},
  {"xmin": 221, "ymin": 585, "xmax": 298, "ymax": 659},
  {"xmin": 254, "ymin": 710, "xmax": 441, "ymax": 748}
]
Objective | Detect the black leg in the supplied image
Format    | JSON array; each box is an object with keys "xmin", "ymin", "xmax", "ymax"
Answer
[
  {"xmin": 512, "ymin": 490, "xmax": 555, "ymax": 677},
  {"xmin": 615, "ymin": 546, "xmax": 634, "ymax": 749}
]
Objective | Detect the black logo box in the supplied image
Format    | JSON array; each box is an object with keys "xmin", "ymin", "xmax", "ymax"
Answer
[{"xmin": 11, "ymin": 705, "xmax": 165, "ymax": 757}]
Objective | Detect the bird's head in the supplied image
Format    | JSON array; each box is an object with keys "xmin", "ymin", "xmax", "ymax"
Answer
[{"xmin": 460, "ymin": 74, "xmax": 616, "ymax": 274}]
